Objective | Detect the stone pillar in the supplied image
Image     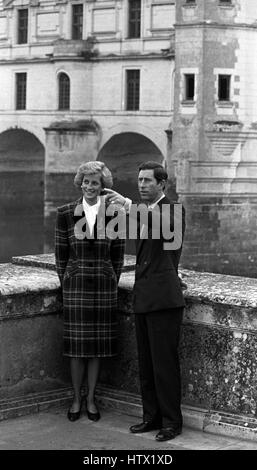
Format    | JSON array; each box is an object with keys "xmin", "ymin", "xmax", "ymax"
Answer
[
  {"xmin": 165, "ymin": 127, "xmax": 178, "ymax": 202},
  {"xmin": 44, "ymin": 120, "xmax": 101, "ymax": 252}
]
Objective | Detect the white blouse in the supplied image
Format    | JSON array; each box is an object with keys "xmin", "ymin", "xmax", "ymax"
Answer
[{"xmin": 82, "ymin": 197, "xmax": 101, "ymax": 236}]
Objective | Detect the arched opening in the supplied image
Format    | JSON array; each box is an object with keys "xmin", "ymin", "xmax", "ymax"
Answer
[
  {"xmin": 58, "ymin": 72, "xmax": 70, "ymax": 110},
  {"xmin": 98, "ymin": 132, "xmax": 164, "ymax": 254},
  {"xmin": 98, "ymin": 132, "xmax": 164, "ymax": 200},
  {"xmin": 0, "ymin": 129, "xmax": 45, "ymax": 262}
]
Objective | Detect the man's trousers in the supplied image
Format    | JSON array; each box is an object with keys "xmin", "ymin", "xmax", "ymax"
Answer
[{"xmin": 134, "ymin": 307, "xmax": 183, "ymax": 428}]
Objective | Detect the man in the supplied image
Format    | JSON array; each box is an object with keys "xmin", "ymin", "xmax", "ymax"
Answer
[{"xmin": 106, "ymin": 161, "xmax": 186, "ymax": 442}]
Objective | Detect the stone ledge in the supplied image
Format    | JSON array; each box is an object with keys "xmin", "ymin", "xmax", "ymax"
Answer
[
  {"xmin": 1, "ymin": 385, "xmax": 257, "ymax": 442},
  {"xmin": 11, "ymin": 253, "xmax": 136, "ymax": 272},
  {"xmin": 12, "ymin": 254, "xmax": 57, "ymax": 271},
  {"xmin": 179, "ymin": 269, "xmax": 257, "ymax": 308},
  {"xmin": 98, "ymin": 387, "xmax": 257, "ymax": 441},
  {"xmin": 0, "ymin": 263, "xmax": 60, "ymax": 297},
  {"xmin": 8, "ymin": 253, "xmax": 257, "ymax": 308},
  {"xmin": 0, "ymin": 386, "xmax": 74, "ymax": 421}
]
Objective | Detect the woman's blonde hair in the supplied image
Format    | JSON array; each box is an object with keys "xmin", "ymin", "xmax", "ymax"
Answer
[{"xmin": 74, "ymin": 161, "xmax": 113, "ymax": 189}]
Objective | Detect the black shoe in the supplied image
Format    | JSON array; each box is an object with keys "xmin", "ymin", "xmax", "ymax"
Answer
[
  {"xmin": 87, "ymin": 409, "xmax": 101, "ymax": 422},
  {"xmin": 86, "ymin": 397, "xmax": 101, "ymax": 422},
  {"xmin": 130, "ymin": 421, "xmax": 161, "ymax": 434},
  {"xmin": 67, "ymin": 398, "xmax": 84, "ymax": 422},
  {"xmin": 155, "ymin": 426, "xmax": 182, "ymax": 442}
]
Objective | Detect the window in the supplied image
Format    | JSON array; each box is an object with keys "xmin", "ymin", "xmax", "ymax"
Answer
[
  {"xmin": 184, "ymin": 74, "xmax": 195, "ymax": 101},
  {"xmin": 16, "ymin": 73, "xmax": 27, "ymax": 110},
  {"xmin": 72, "ymin": 4, "xmax": 83, "ymax": 40},
  {"xmin": 219, "ymin": 0, "xmax": 232, "ymax": 3},
  {"xmin": 128, "ymin": 0, "xmax": 141, "ymax": 38},
  {"xmin": 186, "ymin": 0, "xmax": 196, "ymax": 3},
  {"xmin": 18, "ymin": 9, "xmax": 28, "ymax": 44},
  {"xmin": 58, "ymin": 73, "xmax": 70, "ymax": 110},
  {"xmin": 126, "ymin": 70, "xmax": 140, "ymax": 110},
  {"xmin": 218, "ymin": 75, "xmax": 231, "ymax": 101}
]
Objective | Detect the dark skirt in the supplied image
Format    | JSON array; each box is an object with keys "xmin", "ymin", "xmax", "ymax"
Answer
[
  {"xmin": 62, "ymin": 272, "xmax": 118, "ymax": 358},
  {"xmin": 63, "ymin": 307, "xmax": 118, "ymax": 358}
]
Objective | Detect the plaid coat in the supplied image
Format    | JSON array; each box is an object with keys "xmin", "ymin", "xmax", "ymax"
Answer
[{"xmin": 55, "ymin": 197, "xmax": 125, "ymax": 358}]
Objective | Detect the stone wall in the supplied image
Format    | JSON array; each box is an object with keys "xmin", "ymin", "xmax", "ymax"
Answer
[
  {"xmin": 171, "ymin": 0, "xmax": 257, "ymax": 278},
  {"xmin": 104, "ymin": 268, "xmax": 257, "ymax": 420},
  {"xmin": 0, "ymin": 261, "xmax": 69, "ymax": 399},
  {"xmin": 179, "ymin": 196, "xmax": 257, "ymax": 277},
  {"xmin": 1, "ymin": 254, "xmax": 257, "ymax": 434}
]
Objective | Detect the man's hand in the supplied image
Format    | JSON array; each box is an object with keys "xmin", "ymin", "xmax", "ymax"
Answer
[
  {"xmin": 104, "ymin": 188, "xmax": 127, "ymax": 206},
  {"xmin": 178, "ymin": 276, "xmax": 187, "ymax": 290}
]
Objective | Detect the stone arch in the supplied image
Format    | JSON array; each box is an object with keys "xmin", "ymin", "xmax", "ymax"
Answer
[
  {"xmin": 98, "ymin": 132, "xmax": 164, "ymax": 254},
  {"xmin": 98, "ymin": 131, "xmax": 165, "ymax": 200},
  {"xmin": 99, "ymin": 122, "xmax": 167, "ymax": 158},
  {"xmin": 0, "ymin": 123, "xmax": 45, "ymax": 147},
  {"xmin": 0, "ymin": 128, "xmax": 45, "ymax": 262}
]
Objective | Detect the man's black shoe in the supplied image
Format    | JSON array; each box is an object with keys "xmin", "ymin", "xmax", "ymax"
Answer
[
  {"xmin": 155, "ymin": 426, "xmax": 182, "ymax": 442},
  {"xmin": 130, "ymin": 421, "xmax": 161, "ymax": 434}
]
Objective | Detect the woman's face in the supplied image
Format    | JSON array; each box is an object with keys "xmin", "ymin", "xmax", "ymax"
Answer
[{"xmin": 81, "ymin": 173, "xmax": 102, "ymax": 204}]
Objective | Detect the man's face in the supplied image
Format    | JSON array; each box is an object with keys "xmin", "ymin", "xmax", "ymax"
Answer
[{"xmin": 138, "ymin": 169, "xmax": 163, "ymax": 203}]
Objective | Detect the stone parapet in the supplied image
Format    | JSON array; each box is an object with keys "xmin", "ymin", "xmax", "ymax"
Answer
[
  {"xmin": 1, "ymin": 254, "xmax": 257, "ymax": 439},
  {"xmin": 11, "ymin": 253, "xmax": 136, "ymax": 273}
]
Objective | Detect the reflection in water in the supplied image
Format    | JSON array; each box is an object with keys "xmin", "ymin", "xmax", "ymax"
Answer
[
  {"xmin": 0, "ymin": 171, "xmax": 44, "ymax": 263},
  {"xmin": 0, "ymin": 129, "xmax": 45, "ymax": 263},
  {"xmin": 0, "ymin": 216, "xmax": 44, "ymax": 263}
]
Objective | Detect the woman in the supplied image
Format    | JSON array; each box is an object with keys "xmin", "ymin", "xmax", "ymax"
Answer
[{"xmin": 55, "ymin": 161, "xmax": 125, "ymax": 422}]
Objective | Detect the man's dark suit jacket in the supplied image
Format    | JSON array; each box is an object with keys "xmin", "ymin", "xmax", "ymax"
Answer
[{"xmin": 133, "ymin": 196, "xmax": 186, "ymax": 313}]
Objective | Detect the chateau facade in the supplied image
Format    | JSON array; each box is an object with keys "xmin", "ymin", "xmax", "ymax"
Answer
[{"xmin": 0, "ymin": 0, "xmax": 256, "ymax": 276}]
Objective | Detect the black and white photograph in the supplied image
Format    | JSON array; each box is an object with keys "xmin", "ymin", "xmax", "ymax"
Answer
[{"xmin": 0, "ymin": 0, "xmax": 256, "ymax": 462}]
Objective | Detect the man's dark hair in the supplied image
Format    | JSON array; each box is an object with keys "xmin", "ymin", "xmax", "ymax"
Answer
[{"xmin": 138, "ymin": 161, "xmax": 168, "ymax": 183}]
